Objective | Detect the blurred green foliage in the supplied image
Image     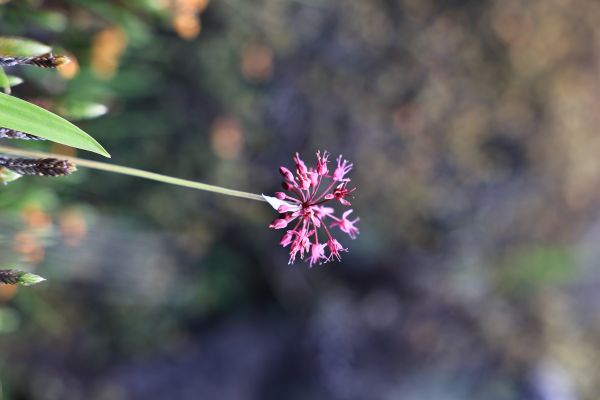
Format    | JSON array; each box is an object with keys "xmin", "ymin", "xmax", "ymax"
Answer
[{"xmin": 498, "ymin": 246, "xmax": 574, "ymax": 294}]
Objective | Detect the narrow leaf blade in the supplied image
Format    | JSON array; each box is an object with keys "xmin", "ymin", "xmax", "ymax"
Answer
[
  {"xmin": 58, "ymin": 101, "xmax": 108, "ymax": 120},
  {"xmin": 0, "ymin": 92, "xmax": 110, "ymax": 157},
  {"xmin": 0, "ymin": 37, "xmax": 52, "ymax": 57},
  {"xmin": 6, "ymin": 75, "xmax": 23, "ymax": 88},
  {"xmin": 0, "ymin": 68, "xmax": 9, "ymax": 94}
]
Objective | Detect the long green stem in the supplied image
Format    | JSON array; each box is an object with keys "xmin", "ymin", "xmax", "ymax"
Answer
[{"xmin": 0, "ymin": 145, "xmax": 266, "ymax": 202}]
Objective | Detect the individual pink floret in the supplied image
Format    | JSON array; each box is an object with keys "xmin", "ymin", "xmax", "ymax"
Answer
[
  {"xmin": 332, "ymin": 155, "xmax": 353, "ymax": 182},
  {"xmin": 330, "ymin": 209, "xmax": 360, "ymax": 239}
]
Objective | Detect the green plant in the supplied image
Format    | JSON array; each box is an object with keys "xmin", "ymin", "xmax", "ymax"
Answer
[
  {"xmin": 0, "ymin": 36, "xmax": 359, "ymax": 282},
  {"xmin": 0, "ymin": 36, "xmax": 267, "ymax": 284}
]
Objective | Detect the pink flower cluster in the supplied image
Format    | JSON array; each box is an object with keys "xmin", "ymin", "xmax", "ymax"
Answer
[{"xmin": 269, "ymin": 150, "xmax": 359, "ymax": 266}]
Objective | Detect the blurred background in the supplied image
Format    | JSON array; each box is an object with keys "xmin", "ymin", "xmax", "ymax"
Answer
[{"xmin": 1, "ymin": 0, "xmax": 599, "ymax": 398}]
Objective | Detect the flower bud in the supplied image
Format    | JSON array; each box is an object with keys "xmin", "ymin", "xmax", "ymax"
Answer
[
  {"xmin": 279, "ymin": 166, "xmax": 294, "ymax": 182},
  {"xmin": 280, "ymin": 231, "xmax": 294, "ymax": 247},
  {"xmin": 293, "ymin": 153, "xmax": 308, "ymax": 175},
  {"xmin": 278, "ymin": 204, "xmax": 299, "ymax": 213},
  {"xmin": 309, "ymin": 171, "xmax": 319, "ymax": 187},
  {"xmin": 269, "ymin": 218, "xmax": 289, "ymax": 229}
]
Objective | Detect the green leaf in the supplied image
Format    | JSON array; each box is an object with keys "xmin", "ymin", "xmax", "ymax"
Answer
[
  {"xmin": 0, "ymin": 167, "xmax": 22, "ymax": 184},
  {"xmin": 0, "ymin": 37, "xmax": 52, "ymax": 57},
  {"xmin": 57, "ymin": 101, "xmax": 108, "ymax": 120},
  {"xmin": 0, "ymin": 92, "xmax": 110, "ymax": 157},
  {"xmin": 6, "ymin": 75, "xmax": 23, "ymax": 88},
  {"xmin": 0, "ymin": 72, "xmax": 24, "ymax": 95},
  {"xmin": 0, "ymin": 67, "xmax": 9, "ymax": 94}
]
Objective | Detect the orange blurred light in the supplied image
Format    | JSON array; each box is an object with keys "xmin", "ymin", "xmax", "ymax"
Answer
[
  {"xmin": 210, "ymin": 116, "xmax": 244, "ymax": 160},
  {"xmin": 241, "ymin": 42, "xmax": 274, "ymax": 83},
  {"xmin": 0, "ymin": 285, "xmax": 18, "ymax": 301},
  {"xmin": 50, "ymin": 143, "xmax": 77, "ymax": 157},
  {"xmin": 21, "ymin": 204, "xmax": 51, "ymax": 230},
  {"xmin": 91, "ymin": 26, "xmax": 128, "ymax": 80},
  {"xmin": 173, "ymin": 12, "xmax": 202, "ymax": 40},
  {"xmin": 57, "ymin": 53, "xmax": 80, "ymax": 80},
  {"xmin": 176, "ymin": 0, "xmax": 209, "ymax": 13},
  {"xmin": 59, "ymin": 208, "xmax": 88, "ymax": 247},
  {"xmin": 171, "ymin": 0, "xmax": 209, "ymax": 40},
  {"xmin": 12, "ymin": 231, "xmax": 45, "ymax": 265}
]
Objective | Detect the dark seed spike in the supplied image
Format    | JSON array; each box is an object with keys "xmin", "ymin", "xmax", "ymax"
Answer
[
  {"xmin": 0, "ymin": 156, "xmax": 76, "ymax": 176},
  {"xmin": 0, "ymin": 270, "xmax": 21, "ymax": 285},
  {"xmin": 0, "ymin": 128, "xmax": 45, "ymax": 141},
  {"xmin": 0, "ymin": 269, "xmax": 44, "ymax": 285},
  {"xmin": 28, "ymin": 53, "xmax": 70, "ymax": 68},
  {"xmin": 0, "ymin": 56, "xmax": 29, "ymax": 67},
  {"xmin": 0, "ymin": 53, "xmax": 70, "ymax": 68}
]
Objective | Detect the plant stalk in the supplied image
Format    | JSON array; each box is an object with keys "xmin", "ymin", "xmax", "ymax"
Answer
[{"xmin": 0, "ymin": 145, "xmax": 266, "ymax": 202}]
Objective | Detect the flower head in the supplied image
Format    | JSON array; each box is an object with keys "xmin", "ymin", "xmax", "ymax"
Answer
[{"xmin": 267, "ymin": 150, "xmax": 358, "ymax": 266}]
